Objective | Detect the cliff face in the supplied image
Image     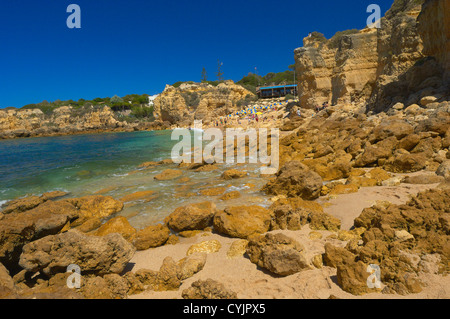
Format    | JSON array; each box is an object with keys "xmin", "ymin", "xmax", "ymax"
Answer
[
  {"xmin": 153, "ymin": 80, "xmax": 255, "ymax": 125},
  {"xmin": 417, "ymin": 0, "xmax": 450, "ymax": 84},
  {"xmin": 295, "ymin": 29, "xmax": 379, "ymax": 108},
  {"xmin": 294, "ymin": 0, "xmax": 449, "ymax": 112},
  {"xmin": 0, "ymin": 106, "xmax": 127, "ymax": 139}
]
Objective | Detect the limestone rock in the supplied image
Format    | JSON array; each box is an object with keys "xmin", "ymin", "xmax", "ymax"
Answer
[
  {"xmin": 19, "ymin": 230, "xmax": 135, "ymax": 276},
  {"xmin": 199, "ymin": 187, "xmax": 226, "ymax": 196},
  {"xmin": 94, "ymin": 216, "xmax": 137, "ymax": 242},
  {"xmin": 0, "ymin": 200, "xmax": 79, "ymax": 272},
  {"xmin": 154, "ymin": 169, "xmax": 182, "ymax": 181},
  {"xmin": 262, "ymin": 161, "xmax": 323, "ymax": 200},
  {"xmin": 165, "ymin": 202, "xmax": 216, "ymax": 233},
  {"xmin": 186, "ymin": 240, "xmax": 221, "ymax": 256},
  {"xmin": 66, "ymin": 195, "xmax": 124, "ymax": 226},
  {"xmin": 213, "ymin": 206, "xmax": 273, "ymax": 239},
  {"xmin": 177, "ymin": 253, "xmax": 207, "ymax": 280},
  {"xmin": 246, "ymin": 233, "xmax": 309, "ymax": 276},
  {"xmin": 120, "ymin": 191, "xmax": 157, "ymax": 203},
  {"xmin": 182, "ymin": 279, "xmax": 238, "ymax": 299},
  {"xmin": 226, "ymin": 240, "xmax": 249, "ymax": 259},
  {"xmin": 436, "ymin": 160, "xmax": 450, "ymax": 180},
  {"xmin": 80, "ymin": 274, "xmax": 129, "ymax": 299},
  {"xmin": 153, "ymin": 80, "xmax": 254, "ymax": 125},
  {"xmin": 133, "ymin": 224, "xmax": 171, "ymax": 250},
  {"xmin": 219, "ymin": 191, "xmax": 241, "ymax": 201},
  {"xmin": 221, "ymin": 169, "xmax": 248, "ymax": 180}
]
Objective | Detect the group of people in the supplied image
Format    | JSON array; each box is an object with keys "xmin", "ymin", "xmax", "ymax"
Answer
[{"xmin": 315, "ymin": 101, "xmax": 329, "ymax": 112}]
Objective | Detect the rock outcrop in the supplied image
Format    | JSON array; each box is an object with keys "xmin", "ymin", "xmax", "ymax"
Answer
[
  {"xmin": 246, "ymin": 233, "xmax": 309, "ymax": 276},
  {"xmin": 19, "ymin": 230, "xmax": 135, "ymax": 276},
  {"xmin": 0, "ymin": 106, "xmax": 130, "ymax": 139},
  {"xmin": 153, "ymin": 81, "xmax": 255, "ymax": 125},
  {"xmin": 294, "ymin": 0, "xmax": 449, "ymax": 112}
]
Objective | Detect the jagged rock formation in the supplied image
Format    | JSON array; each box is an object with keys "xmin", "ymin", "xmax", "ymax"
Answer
[
  {"xmin": 294, "ymin": 0, "xmax": 449, "ymax": 112},
  {"xmin": 152, "ymin": 80, "xmax": 255, "ymax": 126},
  {"xmin": 0, "ymin": 106, "xmax": 129, "ymax": 139}
]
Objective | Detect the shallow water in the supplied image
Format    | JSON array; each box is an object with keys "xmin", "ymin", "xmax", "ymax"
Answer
[{"xmin": 0, "ymin": 130, "xmax": 272, "ymax": 229}]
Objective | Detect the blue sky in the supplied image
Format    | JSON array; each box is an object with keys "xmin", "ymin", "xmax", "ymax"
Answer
[{"xmin": 0, "ymin": 0, "xmax": 393, "ymax": 108}]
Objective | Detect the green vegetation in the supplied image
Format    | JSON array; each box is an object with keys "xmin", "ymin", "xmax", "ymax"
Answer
[
  {"xmin": 386, "ymin": 0, "xmax": 424, "ymax": 19},
  {"xmin": 19, "ymin": 93, "xmax": 153, "ymax": 120},
  {"xmin": 237, "ymin": 68, "xmax": 296, "ymax": 94},
  {"xmin": 216, "ymin": 59, "xmax": 224, "ymax": 81},
  {"xmin": 201, "ymin": 67, "xmax": 208, "ymax": 82},
  {"xmin": 309, "ymin": 31, "xmax": 328, "ymax": 43}
]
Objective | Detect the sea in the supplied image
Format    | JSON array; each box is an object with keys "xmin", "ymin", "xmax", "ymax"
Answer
[{"xmin": 0, "ymin": 130, "xmax": 271, "ymax": 229}]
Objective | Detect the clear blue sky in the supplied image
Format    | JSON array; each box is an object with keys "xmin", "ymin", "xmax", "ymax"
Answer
[{"xmin": 0, "ymin": 0, "xmax": 393, "ymax": 108}]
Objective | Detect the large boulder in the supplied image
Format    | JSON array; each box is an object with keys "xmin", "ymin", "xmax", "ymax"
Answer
[
  {"xmin": 0, "ymin": 200, "xmax": 79, "ymax": 273},
  {"xmin": 355, "ymin": 137, "xmax": 398, "ymax": 167},
  {"xmin": 246, "ymin": 233, "xmax": 309, "ymax": 276},
  {"xmin": 19, "ymin": 230, "xmax": 135, "ymax": 276},
  {"xmin": 262, "ymin": 161, "xmax": 323, "ymax": 200},
  {"xmin": 177, "ymin": 253, "xmax": 207, "ymax": 281},
  {"xmin": 133, "ymin": 224, "xmax": 171, "ymax": 250},
  {"xmin": 0, "ymin": 191, "xmax": 68, "ymax": 215},
  {"xmin": 213, "ymin": 206, "xmax": 273, "ymax": 239},
  {"xmin": 384, "ymin": 151, "xmax": 428, "ymax": 173},
  {"xmin": 165, "ymin": 202, "xmax": 216, "ymax": 233},
  {"xmin": 94, "ymin": 216, "xmax": 137, "ymax": 242},
  {"xmin": 371, "ymin": 120, "xmax": 414, "ymax": 142},
  {"xmin": 66, "ymin": 195, "xmax": 124, "ymax": 226},
  {"xmin": 1, "ymin": 196, "xmax": 44, "ymax": 215}
]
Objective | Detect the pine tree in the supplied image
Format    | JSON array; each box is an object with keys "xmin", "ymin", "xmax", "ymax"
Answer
[
  {"xmin": 201, "ymin": 67, "xmax": 208, "ymax": 82},
  {"xmin": 216, "ymin": 60, "xmax": 224, "ymax": 82}
]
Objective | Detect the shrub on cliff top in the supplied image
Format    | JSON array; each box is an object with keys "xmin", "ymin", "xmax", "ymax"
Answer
[{"xmin": 328, "ymin": 29, "xmax": 360, "ymax": 48}]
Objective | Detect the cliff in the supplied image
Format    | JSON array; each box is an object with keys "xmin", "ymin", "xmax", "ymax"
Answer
[
  {"xmin": 0, "ymin": 106, "xmax": 129, "ymax": 139},
  {"xmin": 153, "ymin": 80, "xmax": 255, "ymax": 126},
  {"xmin": 294, "ymin": 0, "xmax": 449, "ymax": 112}
]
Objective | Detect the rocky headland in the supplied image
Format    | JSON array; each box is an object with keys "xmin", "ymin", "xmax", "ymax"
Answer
[{"xmin": 153, "ymin": 80, "xmax": 255, "ymax": 126}]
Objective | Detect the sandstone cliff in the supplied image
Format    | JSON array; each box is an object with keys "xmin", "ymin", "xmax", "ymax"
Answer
[
  {"xmin": 0, "ymin": 106, "xmax": 128, "ymax": 139},
  {"xmin": 153, "ymin": 80, "xmax": 255, "ymax": 126},
  {"xmin": 294, "ymin": 0, "xmax": 449, "ymax": 112}
]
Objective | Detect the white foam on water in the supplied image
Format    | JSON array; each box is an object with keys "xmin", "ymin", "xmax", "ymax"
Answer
[
  {"xmin": 0, "ymin": 200, "xmax": 9, "ymax": 207},
  {"xmin": 113, "ymin": 173, "xmax": 128, "ymax": 177},
  {"xmin": 226, "ymin": 185, "xmax": 250, "ymax": 192}
]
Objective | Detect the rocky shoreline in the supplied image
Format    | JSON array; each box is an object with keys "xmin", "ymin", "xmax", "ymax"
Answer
[
  {"xmin": 0, "ymin": 95, "xmax": 449, "ymax": 299},
  {"xmin": 0, "ymin": 105, "xmax": 172, "ymax": 140},
  {"xmin": 1, "ymin": 0, "xmax": 449, "ymax": 300}
]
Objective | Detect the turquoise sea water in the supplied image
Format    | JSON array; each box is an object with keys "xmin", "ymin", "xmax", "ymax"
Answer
[
  {"xmin": 0, "ymin": 130, "xmax": 271, "ymax": 229},
  {"xmin": 0, "ymin": 131, "xmax": 176, "ymax": 202}
]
